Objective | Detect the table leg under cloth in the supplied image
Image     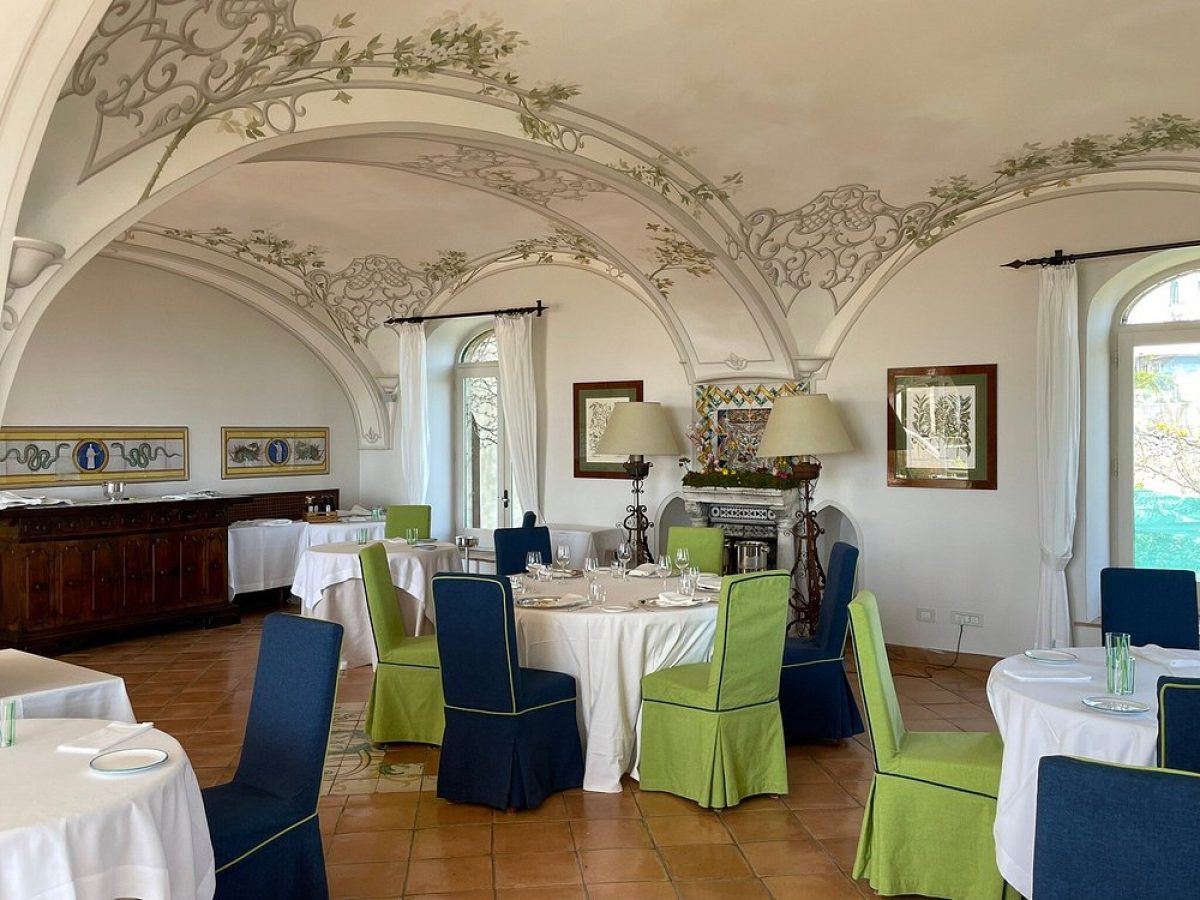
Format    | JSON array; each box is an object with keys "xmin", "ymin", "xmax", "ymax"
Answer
[{"xmin": 303, "ymin": 580, "xmax": 428, "ymax": 669}]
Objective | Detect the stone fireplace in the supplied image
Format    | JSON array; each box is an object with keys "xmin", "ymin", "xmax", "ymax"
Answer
[{"xmin": 680, "ymin": 485, "xmax": 801, "ymax": 574}]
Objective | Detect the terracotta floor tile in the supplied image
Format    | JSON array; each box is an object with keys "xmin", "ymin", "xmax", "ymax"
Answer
[
  {"xmin": 578, "ymin": 848, "xmax": 669, "ymax": 883},
  {"xmin": 636, "ymin": 790, "xmax": 713, "ymax": 816},
  {"xmin": 326, "ymin": 830, "xmax": 413, "ymax": 865},
  {"xmin": 335, "ymin": 803, "xmax": 419, "ymax": 833},
  {"xmin": 817, "ymin": 837, "xmax": 860, "ymax": 873},
  {"xmin": 740, "ymin": 840, "xmax": 840, "ymax": 877},
  {"xmin": 586, "ymin": 882, "xmax": 678, "ymax": 900},
  {"xmin": 492, "ymin": 819, "xmax": 573, "ymax": 853},
  {"xmin": 760, "ymin": 872, "xmax": 861, "ymax": 898},
  {"xmin": 570, "ymin": 817, "xmax": 652, "ymax": 850},
  {"xmin": 661, "ymin": 843, "xmax": 752, "ymax": 880},
  {"xmin": 781, "ymin": 781, "xmax": 860, "ymax": 810},
  {"xmin": 564, "ymin": 790, "xmax": 641, "ymax": 819},
  {"xmin": 405, "ymin": 892, "xmax": 493, "ymax": 900},
  {"xmin": 792, "ymin": 807, "xmax": 864, "ymax": 841},
  {"xmin": 814, "ymin": 759, "xmax": 875, "ymax": 782},
  {"xmin": 414, "ymin": 798, "xmax": 494, "ymax": 828},
  {"xmin": 837, "ymin": 781, "xmax": 872, "ymax": 806},
  {"xmin": 493, "ymin": 849, "xmax": 581, "ymax": 889},
  {"xmin": 325, "ymin": 859, "xmax": 407, "ymax": 899},
  {"xmin": 721, "ymin": 810, "xmax": 809, "ymax": 842},
  {"xmin": 786, "ymin": 760, "xmax": 835, "ymax": 784},
  {"xmin": 676, "ymin": 877, "xmax": 773, "ymax": 899},
  {"xmin": 495, "ymin": 887, "xmax": 586, "ymax": 900},
  {"xmin": 410, "ymin": 825, "xmax": 492, "ymax": 859},
  {"xmin": 646, "ymin": 814, "xmax": 732, "ymax": 846},
  {"xmin": 403, "ymin": 856, "xmax": 493, "ymax": 894},
  {"xmin": 492, "ymin": 792, "xmax": 568, "ymax": 822}
]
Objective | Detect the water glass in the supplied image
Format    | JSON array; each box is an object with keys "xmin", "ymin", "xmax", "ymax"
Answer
[
  {"xmin": 583, "ymin": 556, "xmax": 600, "ymax": 584},
  {"xmin": 0, "ymin": 697, "xmax": 15, "ymax": 748},
  {"xmin": 526, "ymin": 551, "xmax": 544, "ymax": 574},
  {"xmin": 354, "ymin": 528, "xmax": 369, "ymax": 544},
  {"xmin": 508, "ymin": 574, "xmax": 525, "ymax": 597},
  {"xmin": 679, "ymin": 568, "xmax": 696, "ymax": 598},
  {"xmin": 588, "ymin": 582, "xmax": 606, "ymax": 606},
  {"xmin": 371, "ymin": 507, "xmax": 384, "ymax": 521},
  {"xmin": 1105, "ymin": 632, "xmax": 1134, "ymax": 694},
  {"xmin": 610, "ymin": 561, "xmax": 623, "ymax": 580},
  {"xmin": 404, "ymin": 527, "xmax": 419, "ymax": 543},
  {"xmin": 556, "ymin": 543, "xmax": 572, "ymax": 573},
  {"xmin": 536, "ymin": 564, "xmax": 553, "ymax": 583}
]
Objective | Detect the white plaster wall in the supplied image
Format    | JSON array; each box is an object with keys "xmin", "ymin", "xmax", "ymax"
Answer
[
  {"xmin": 5, "ymin": 256, "xmax": 359, "ymax": 502},
  {"xmin": 364, "ymin": 265, "xmax": 693, "ymax": 542},
  {"xmin": 819, "ymin": 188, "xmax": 1200, "ymax": 658}
]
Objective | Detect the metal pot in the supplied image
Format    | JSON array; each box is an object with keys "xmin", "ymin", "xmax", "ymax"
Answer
[{"xmin": 102, "ymin": 480, "xmax": 126, "ymax": 502}]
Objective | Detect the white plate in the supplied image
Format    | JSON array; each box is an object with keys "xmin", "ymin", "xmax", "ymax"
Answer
[
  {"xmin": 1023, "ymin": 648, "xmax": 1078, "ymax": 665},
  {"xmin": 89, "ymin": 747, "xmax": 169, "ymax": 774},
  {"xmin": 516, "ymin": 596, "xmax": 588, "ymax": 610},
  {"xmin": 599, "ymin": 604, "xmax": 633, "ymax": 613},
  {"xmin": 1081, "ymin": 696, "xmax": 1150, "ymax": 715}
]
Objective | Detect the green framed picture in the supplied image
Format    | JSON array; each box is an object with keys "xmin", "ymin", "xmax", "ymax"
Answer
[
  {"xmin": 887, "ymin": 364, "xmax": 997, "ymax": 490},
  {"xmin": 573, "ymin": 381, "xmax": 642, "ymax": 478}
]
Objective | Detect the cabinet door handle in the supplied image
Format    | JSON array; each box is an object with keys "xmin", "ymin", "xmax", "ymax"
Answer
[
  {"xmin": 65, "ymin": 578, "xmax": 83, "ymax": 588},
  {"xmin": 31, "ymin": 582, "xmax": 47, "ymax": 592}
]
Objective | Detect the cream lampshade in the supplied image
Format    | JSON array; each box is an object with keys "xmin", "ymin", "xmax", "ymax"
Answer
[
  {"xmin": 596, "ymin": 402, "xmax": 682, "ymax": 457},
  {"xmin": 757, "ymin": 394, "xmax": 852, "ymax": 458},
  {"xmin": 596, "ymin": 401, "xmax": 681, "ymax": 566}
]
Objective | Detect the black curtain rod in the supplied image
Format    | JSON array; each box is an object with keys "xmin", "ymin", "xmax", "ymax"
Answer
[
  {"xmin": 385, "ymin": 298, "xmax": 546, "ymax": 325},
  {"xmin": 1002, "ymin": 238, "xmax": 1200, "ymax": 269}
]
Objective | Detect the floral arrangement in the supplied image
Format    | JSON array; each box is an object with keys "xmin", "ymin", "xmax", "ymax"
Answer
[{"xmin": 681, "ymin": 419, "xmax": 801, "ymax": 488}]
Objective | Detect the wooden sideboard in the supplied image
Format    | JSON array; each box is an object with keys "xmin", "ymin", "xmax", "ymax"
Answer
[{"xmin": 0, "ymin": 497, "xmax": 242, "ymax": 652}]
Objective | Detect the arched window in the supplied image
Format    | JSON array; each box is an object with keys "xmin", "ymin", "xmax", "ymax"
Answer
[
  {"xmin": 455, "ymin": 328, "xmax": 517, "ymax": 537},
  {"xmin": 1114, "ymin": 269, "xmax": 1200, "ymax": 574}
]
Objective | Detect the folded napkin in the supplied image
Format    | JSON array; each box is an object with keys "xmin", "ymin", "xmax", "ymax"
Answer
[
  {"xmin": 0, "ymin": 490, "xmax": 70, "ymax": 509},
  {"xmin": 655, "ymin": 591, "xmax": 700, "ymax": 606},
  {"xmin": 1004, "ymin": 666, "xmax": 1092, "ymax": 683},
  {"xmin": 347, "ymin": 505, "xmax": 373, "ymax": 516},
  {"xmin": 58, "ymin": 722, "xmax": 153, "ymax": 754},
  {"xmin": 628, "ymin": 563, "xmax": 659, "ymax": 577},
  {"xmin": 161, "ymin": 490, "xmax": 218, "ymax": 501},
  {"xmin": 1138, "ymin": 644, "xmax": 1200, "ymax": 669},
  {"xmin": 697, "ymin": 574, "xmax": 722, "ymax": 591}
]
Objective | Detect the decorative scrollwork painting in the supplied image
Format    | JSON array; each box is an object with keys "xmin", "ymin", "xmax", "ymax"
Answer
[
  {"xmin": 887, "ymin": 365, "xmax": 997, "ymax": 490},
  {"xmin": 0, "ymin": 427, "xmax": 188, "ymax": 487},
  {"xmin": 221, "ymin": 427, "xmax": 329, "ymax": 479}
]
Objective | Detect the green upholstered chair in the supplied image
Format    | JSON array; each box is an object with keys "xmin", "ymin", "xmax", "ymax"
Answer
[
  {"xmin": 849, "ymin": 591, "xmax": 1012, "ymax": 900},
  {"xmin": 638, "ymin": 570, "xmax": 790, "ymax": 808},
  {"xmin": 359, "ymin": 543, "xmax": 443, "ymax": 745},
  {"xmin": 665, "ymin": 525, "xmax": 725, "ymax": 574},
  {"xmin": 384, "ymin": 505, "xmax": 432, "ymax": 540}
]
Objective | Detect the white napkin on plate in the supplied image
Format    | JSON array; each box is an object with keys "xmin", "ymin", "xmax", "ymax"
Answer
[
  {"xmin": 57, "ymin": 722, "xmax": 153, "ymax": 754},
  {"xmin": 255, "ymin": 518, "xmax": 293, "ymax": 527},
  {"xmin": 655, "ymin": 591, "xmax": 700, "ymax": 606},
  {"xmin": 628, "ymin": 563, "xmax": 659, "ymax": 577},
  {"xmin": 697, "ymin": 574, "xmax": 722, "ymax": 591},
  {"xmin": 1004, "ymin": 666, "xmax": 1091, "ymax": 683},
  {"xmin": 1138, "ymin": 644, "xmax": 1200, "ymax": 669}
]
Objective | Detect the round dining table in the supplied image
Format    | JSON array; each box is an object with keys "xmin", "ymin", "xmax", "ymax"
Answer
[
  {"xmin": 0, "ymin": 649, "xmax": 135, "ymax": 722},
  {"xmin": 0, "ymin": 717, "xmax": 214, "ymax": 900},
  {"xmin": 298, "ymin": 518, "xmax": 387, "ymax": 552},
  {"xmin": 293, "ymin": 539, "xmax": 462, "ymax": 667},
  {"xmin": 512, "ymin": 571, "xmax": 719, "ymax": 792},
  {"xmin": 986, "ymin": 646, "xmax": 1177, "ymax": 898}
]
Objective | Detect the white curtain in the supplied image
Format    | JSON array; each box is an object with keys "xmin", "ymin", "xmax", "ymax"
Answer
[
  {"xmin": 1035, "ymin": 264, "xmax": 1080, "ymax": 648},
  {"xmin": 494, "ymin": 312, "xmax": 541, "ymax": 519},
  {"xmin": 396, "ymin": 323, "xmax": 429, "ymax": 504}
]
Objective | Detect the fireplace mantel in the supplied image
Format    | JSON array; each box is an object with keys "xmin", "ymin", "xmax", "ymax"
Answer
[{"xmin": 680, "ymin": 485, "xmax": 801, "ymax": 572}]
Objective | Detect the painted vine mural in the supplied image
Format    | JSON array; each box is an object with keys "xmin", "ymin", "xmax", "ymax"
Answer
[{"xmin": 62, "ymin": 3, "xmax": 1200, "ymax": 355}]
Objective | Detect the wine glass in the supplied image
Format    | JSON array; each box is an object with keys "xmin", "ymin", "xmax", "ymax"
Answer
[
  {"xmin": 583, "ymin": 556, "xmax": 600, "ymax": 586},
  {"xmin": 616, "ymin": 541, "xmax": 633, "ymax": 578},
  {"xmin": 525, "ymin": 550, "xmax": 544, "ymax": 576},
  {"xmin": 674, "ymin": 546, "xmax": 690, "ymax": 575},
  {"xmin": 556, "ymin": 543, "xmax": 572, "ymax": 575},
  {"xmin": 655, "ymin": 553, "xmax": 672, "ymax": 591}
]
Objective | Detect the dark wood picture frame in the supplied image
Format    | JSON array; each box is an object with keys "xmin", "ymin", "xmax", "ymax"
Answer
[
  {"xmin": 573, "ymin": 380, "xmax": 643, "ymax": 478},
  {"xmin": 887, "ymin": 364, "xmax": 997, "ymax": 490}
]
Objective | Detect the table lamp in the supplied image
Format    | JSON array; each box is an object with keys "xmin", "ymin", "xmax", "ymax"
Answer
[
  {"xmin": 596, "ymin": 401, "xmax": 682, "ymax": 565},
  {"xmin": 757, "ymin": 393, "xmax": 853, "ymax": 634}
]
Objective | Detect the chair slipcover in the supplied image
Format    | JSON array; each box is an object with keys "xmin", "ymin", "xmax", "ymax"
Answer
[
  {"xmin": 665, "ymin": 525, "xmax": 725, "ymax": 574},
  {"xmin": 384, "ymin": 504, "xmax": 432, "ymax": 540},
  {"xmin": 494, "ymin": 525, "xmax": 552, "ymax": 578},
  {"xmin": 638, "ymin": 571, "xmax": 790, "ymax": 808},
  {"xmin": 202, "ymin": 614, "xmax": 343, "ymax": 900},
  {"xmin": 521, "ymin": 510, "xmax": 537, "ymax": 527},
  {"xmin": 1157, "ymin": 675, "xmax": 1200, "ymax": 772},
  {"xmin": 849, "ymin": 591, "xmax": 1011, "ymax": 900},
  {"xmin": 1033, "ymin": 756, "xmax": 1200, "ymax": 899},
  {"xmin": 359, "ymin": 543, "xmax": 443, "ymax": 745},
  {"xmin": 779, "ymin": 541, "xmax": 865, "ymax": 744},
  {"xmin": 431, "ymin": 573, "xmax": 584, "ymax": 809},
  {"xmin": 1100, "ymin": 566, "xmax": 1199, "ymax": 649}
]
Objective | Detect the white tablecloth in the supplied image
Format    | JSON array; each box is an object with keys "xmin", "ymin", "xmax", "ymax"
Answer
[
  {"xmin": 987, "ymin": 646, "xmax": 1172, "ymax": 897},
  {"xmin": 226, "ymin": 519, "xmax": 308, "ymax": 596},
  {"xmin": 0, "ymin": 717, "xmax": 214, "ymax": 900},
  {"xmin": 0, "ymin": 649, "xmax": 135, "ymax": 722},
  {"xmin": 293, "ymin": 540, "xmax": 462, "ymax": 668},
  {"xmin": 513, "ymin": 573, "xmax": 718, "ymax": 792},
  {"xmin": 298, "ymin": 519, "xmax": 386, "ymax": 552},
  {"xmin": 548, "ymin": 523, "xmax": 625, "ymax": 567}
]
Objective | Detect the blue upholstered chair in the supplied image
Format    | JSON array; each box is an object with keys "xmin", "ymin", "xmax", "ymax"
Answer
[
  {"xmin": 202, "ymin": 614, "xmax": 342, "ymax": 900},
  {"xmin": 1033, "ymin": 755, "xmax": 1200, "ymax": 899},
  {"xmin": 1100, "ymin": 566, "xmax": 1199, "ymax": 649},
  {"xmin": 1158, "ymin": 675, "xmax": 1200, "ymax": 772},
  {"xmin": 431, "ymin": 573, "xmax": 584, "ymax": 809},
  {"xmin": 778, "ymin": 541, "xmax": 864, "ymax": 744},
  {"xmin": 521, "ymin": 510, "xmax": 538, "ymax": 528},
  {"xmin": 494, "ymin": 525, "xmax": 552, "ymax": 578}
]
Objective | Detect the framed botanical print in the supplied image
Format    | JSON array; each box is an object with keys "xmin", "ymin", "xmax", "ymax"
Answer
[
  {"xmin": 573, "ymin": 381, "xmax": 643, "ymax": 478},
  {"xmin": 887, "ymin": 364, "xmax": 997, "ymax": 489}
]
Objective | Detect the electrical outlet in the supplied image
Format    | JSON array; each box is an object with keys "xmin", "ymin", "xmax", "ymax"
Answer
[
  {"xmin": 916, "ymin": 608, "xmax": 936, "ymax": 623},
  {"xmin": 951, "ymin": 610, "xmax": 984, "ymax": 627}
]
